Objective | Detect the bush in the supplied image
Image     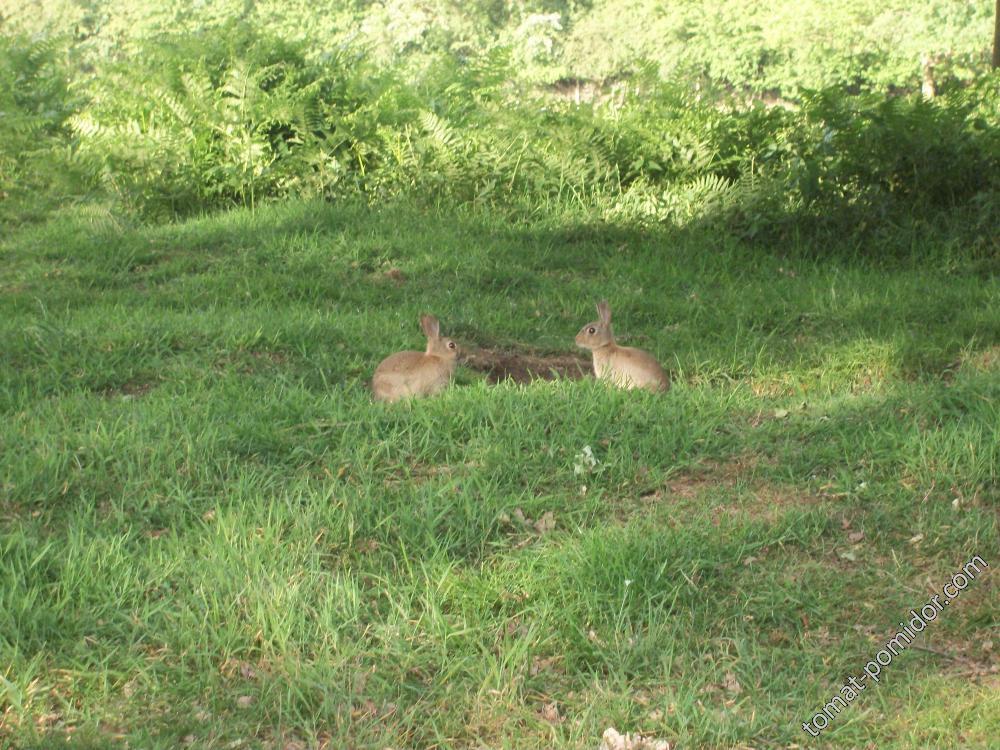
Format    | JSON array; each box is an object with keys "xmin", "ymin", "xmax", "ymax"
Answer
[
  {"xmin": 604, "ymin": 75, "xmax": 1000, "ymax": 249},
  {"xmin": 69, "ymin": 24, "xmax": 412, "ymax": 216},
  {"xmin": 0, "ymin": 35, "xmax": 84, "ymax": 225},
  {"xmin": 7, "ymin": 17, "xmax": 999, "ymax": 259}
]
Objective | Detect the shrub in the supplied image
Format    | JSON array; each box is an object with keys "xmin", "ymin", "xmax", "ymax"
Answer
[
  {"xmin": 0, "ymin": 35, "xmax": 83, "ymax": 225},
  {"xmin": 69, "ymin": 23, "xmax": 410, "ymax": 216},
  {"xmin": 8, "ymin": 17, "xmax": 998, "ymax": 260}
]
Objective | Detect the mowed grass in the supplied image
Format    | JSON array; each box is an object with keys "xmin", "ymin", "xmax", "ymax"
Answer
[{"xmin": 1, "ymin": 200, "xmax": 998, "ymax": 749}]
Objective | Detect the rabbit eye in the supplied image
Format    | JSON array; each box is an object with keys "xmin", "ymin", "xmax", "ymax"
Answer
[
  {"xmin": 587, "ymin": 327, "xmax": 596, "ymax": 334},
  {"xmin": 447, "ymin": 341, "xmax": 456, "ymax": 349}
]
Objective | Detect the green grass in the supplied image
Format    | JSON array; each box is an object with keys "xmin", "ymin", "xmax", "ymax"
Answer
[{"xmin": 1, "ymin": 199, "xmax": 998, "ymax": 749}]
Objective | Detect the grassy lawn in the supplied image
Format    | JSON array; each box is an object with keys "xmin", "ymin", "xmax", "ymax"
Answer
[{"xmin": 1, "ymin": 200, "xmax": 997, "ymax": 748}]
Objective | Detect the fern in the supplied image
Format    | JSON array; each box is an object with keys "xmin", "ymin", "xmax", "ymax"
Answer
[{"xmin": 418, "ymin": 110, "xmax": 457, "ymax": 149}]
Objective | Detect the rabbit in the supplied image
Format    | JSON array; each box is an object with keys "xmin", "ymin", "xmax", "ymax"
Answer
[
  {"xmin": 575, "ymin": 300, "xmax": 669, "ymax": 392},
  {"xmin": 372, "ymin": 314, "xmax": 460, "ymax": 402}
]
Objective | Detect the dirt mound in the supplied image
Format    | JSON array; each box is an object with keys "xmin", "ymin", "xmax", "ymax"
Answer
[{"xmin": 463, "ymin": 347, "xmax": 591, "ymax": 384}]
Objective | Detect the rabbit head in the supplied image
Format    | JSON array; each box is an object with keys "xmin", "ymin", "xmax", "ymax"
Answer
[
  {"xmin": 422, "ymin": 314, "xmax": 460, "ymax": 360},
  {"xmin": 575, "ymin": 300, "xmax": 615, "ymax": 350}
]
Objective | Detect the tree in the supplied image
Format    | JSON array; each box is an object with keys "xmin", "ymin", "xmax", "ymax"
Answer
[{"xmin": 994, "ymin": 0, "xmax": 1000, "ymax": 68}]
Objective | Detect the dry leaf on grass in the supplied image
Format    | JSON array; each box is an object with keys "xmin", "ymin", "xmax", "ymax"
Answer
[
  {"xmin": 500, "ymin": 507, "xmax": 556, "ymax": 542},
  {"xmin": 500, "ymin": 616, "xmax": 527, "ymax": 640},
  {"xmin": 599, "ymin": 727, "xmax": 671, "ymax": 750},
  {"xmin": 534, "ymin": 511, "xmax": 556, "ymax": 534},
  {"xmin": 382, "ymin": 267, "xmax": 407, "ymax": 286},
  {"xmin": 351, "ymin": 699, "xmax": 379, "ymax": 719},
  {"xmin": 722, "ymin": 671, "xmax": 742, "ymax": 695},
  {"xmin": 540, "ymin": 701, "xmax": 562, "ymax": 724},
  {"xmin": 530, "ymin": 655, "xmax": 563, "ymax": 676}
]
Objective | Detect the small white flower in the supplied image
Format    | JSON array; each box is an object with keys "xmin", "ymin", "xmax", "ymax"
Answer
[{"xmin": 573, "ymin": 445, "xmax": 598, "ymax": 476}]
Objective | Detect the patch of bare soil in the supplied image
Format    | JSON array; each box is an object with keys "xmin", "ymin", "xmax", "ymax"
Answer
[
  {"xmin": 213, "ymin": 348, "xmax": 289, "ymax": 375},
  {"xmin": 940, "ymin": 344, "xmax": 1000, "ymax": 383},
  {"xmin": 463, "ymin": 347, "xmax": 591, "ymax": 384},
  {"xmin": 371, "ymin": 266, "xmax": 407, "ymax": 286},
  {"xmin": 960, "ymin": 345, "xmax": 1000, "ymax": 372},
  {"xmin": 647, "ymin": 454, "xmax": 826, "ymax": 523},
  {"xmin": 898, "ymin": 631, "xmax": 999, "ymax": 681},
  {"xmin": 100, "ymin": 378, "xmax": 157, "ymax": 399}
]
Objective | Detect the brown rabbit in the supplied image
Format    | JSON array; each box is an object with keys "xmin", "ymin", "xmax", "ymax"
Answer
[
  {"xmin": 372, "ymin": 314, "xmax": 459, "ymax": 402},
  {"xmin": 575, "ymin": 300, "xmax": 668, "ymax": 392}
]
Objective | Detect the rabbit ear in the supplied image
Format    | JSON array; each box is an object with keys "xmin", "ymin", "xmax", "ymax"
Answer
[
  {"xmin": 596, "ymin": 300, "xmax": 611, "ymax": 324},
  {"xmin": 420, "ymin": 314, "xmax": 440, "ymax": 339}
]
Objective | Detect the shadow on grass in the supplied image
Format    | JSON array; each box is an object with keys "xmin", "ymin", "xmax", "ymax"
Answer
[{"xmin": 3, "ymin": 198, "xmax": 998, "ymax": 392}]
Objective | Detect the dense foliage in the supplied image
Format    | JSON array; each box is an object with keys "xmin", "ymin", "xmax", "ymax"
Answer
[
  {"xmin": 1, "ymin": 3, "xmax": 998, "ymax": 258},
  {"xmin": 5, "ymin": 0, "xmax": 996, "ymax": 91},
  {"xmin": 0, "ymin": 36, "xmax": 83, "ymax": 222}
]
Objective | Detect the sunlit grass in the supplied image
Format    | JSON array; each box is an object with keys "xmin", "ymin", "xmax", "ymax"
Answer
[{"xmin": 1, "ymin": 200, "xmax": 997, "ymax": 748}]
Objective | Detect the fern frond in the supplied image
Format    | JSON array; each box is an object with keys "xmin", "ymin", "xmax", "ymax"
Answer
[{"xmin": 418, "ymin": 111, "xmax": 458, "ymax": 149}]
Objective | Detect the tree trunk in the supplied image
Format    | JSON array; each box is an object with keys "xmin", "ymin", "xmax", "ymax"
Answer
[
  {"xmin": 921, "ymin": 54, "xmax": 936, "ymax": 98},
  {"xmin": 994, "ymin": 0, "xmax": 1000, "ymax": 68}
]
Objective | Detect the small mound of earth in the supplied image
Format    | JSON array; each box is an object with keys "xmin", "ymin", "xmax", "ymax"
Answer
[{"xmin": 463, "ymin": 347, "xmax": 591, "ymax": 384}]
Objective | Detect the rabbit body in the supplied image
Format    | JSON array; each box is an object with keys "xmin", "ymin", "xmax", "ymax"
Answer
[
  {"xmin": 372, "ymin": 315, "xmax": 458, "ymax": 403},
  {"xmin": 590, "ymin": 344, "xmax": 668, "ymax": 391},
  {"xmin": 372, "ymin": 350, "xmax": 455, "ymax": 402},
  {"xmin": 575, "ymin": 301, "xmax": 668, "ymax": 392}
]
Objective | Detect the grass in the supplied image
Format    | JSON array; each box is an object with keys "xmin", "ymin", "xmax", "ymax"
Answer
[{"xmin": 1, "ymin": 199, "xmax": 998, "ymax": 749}]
